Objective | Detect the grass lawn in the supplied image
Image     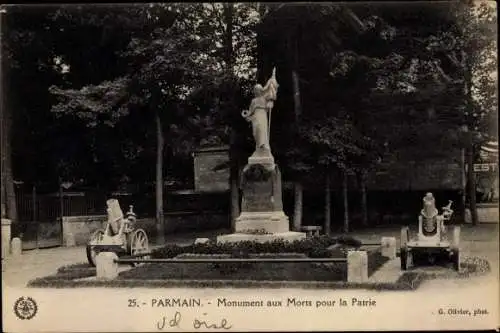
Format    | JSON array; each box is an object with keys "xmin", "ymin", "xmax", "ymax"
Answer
[
  {"xmin": 117, "ymin": 251, "xmax": 388, "ymax": 281},
  {"xmin": 27, "ymin": 255, "xmax": 490, "ymax": 290}
]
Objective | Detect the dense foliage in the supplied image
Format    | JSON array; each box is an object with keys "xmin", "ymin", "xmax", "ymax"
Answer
[
  {"xmin": 151, "ymin": 235, "xmax": 363, "ymax": 259},
  {"xmin": 1, "ymin": 3, "xmax": 496, "ymax": 225}
]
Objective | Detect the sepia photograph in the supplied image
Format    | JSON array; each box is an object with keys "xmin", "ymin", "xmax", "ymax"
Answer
[{"xmin": 1, "ymin": 1, "xmax": 498, "ymax": 331}]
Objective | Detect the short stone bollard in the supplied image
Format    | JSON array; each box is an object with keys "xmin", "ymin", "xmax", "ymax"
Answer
[
  {"xmin": 347, "ymin": 250, "xmax": 368, "ymax": 283},
  {"xmin": 96, "ymin": 252, "xmax": 119, "ymax": 280},
  {"xmin": 301, "ymin": 226, "xmax": 322, "ymax": 237},
  {"xmin": 464, "ymin": 208, "xmax": 472, "ymax": 224},
  {"xmin": 64, "ymin": 232, "xmax": 76, "ymax": 247},
  {"xmin": 1, "ymin": 218, "xmax": 12, "ymax": 259},
  {"xmin": 381, "ymin": 237, "xmax": 397, "ymax": 259},
  {"xmin": 10, "ymin": 237, "xmax": 22, "ymax": 256},
  {"xmin": 194, "ymin": 238, "xmax": 210, "ymax": 245}
]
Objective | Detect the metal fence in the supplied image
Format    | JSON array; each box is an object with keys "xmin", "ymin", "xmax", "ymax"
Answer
[
  {"xmin": 15, "ymin": 187, "xmax": 107, "ymax": 222},
  {"xmin": 14, "ymin": 186, "xmax": 107, "ymax": 249}
]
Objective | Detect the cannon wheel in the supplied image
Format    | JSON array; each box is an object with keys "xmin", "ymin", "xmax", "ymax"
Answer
[
  {"xmin": 86, "ymin": 229, "xmax": 105, "ymax": 267},
  {"xmin": 451, "ymin": 226, "xmax": 461, "ymax": 271},
  {"xmin": 451, "ymin": 249, "xmax": 461, "ymax": 271},
  {"xmin": 400, "ymin": 227, "xmax": 410, "ymax": 270},
  {"xmin": 129, "ymin": 229, "xmax": 149, "ymax": 265}
]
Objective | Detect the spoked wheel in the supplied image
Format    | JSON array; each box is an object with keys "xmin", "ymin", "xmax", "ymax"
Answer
[
  {"xmin": 400, "ymin": 227, "xmax": 410, "ymax": 270},
  {"xmin": 451, "ymin": 249, "xmax": 460, "ymax": 271},
  {"xmin": 129, "ymin": 229, "xmax": 150, "ymax": 266},
  {"xmin": 400, "ymin": 248, "xmax": 413, "ymax": 270},
  {"xmin": 86, "ymin": 229, "xmax": 105, "ymax": 267}
]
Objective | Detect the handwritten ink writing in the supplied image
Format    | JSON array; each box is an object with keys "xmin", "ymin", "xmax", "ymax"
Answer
[
  {"xmin": 156, "ymin": 312, "xmax": 231, "ymax": 330},
  {"xmin": 193, "ymin": 313, "xmax": 232, "ymax": 330},
  {"xmin": 156, "ymin": 311, "xmax": 182, "ymax": 330}
]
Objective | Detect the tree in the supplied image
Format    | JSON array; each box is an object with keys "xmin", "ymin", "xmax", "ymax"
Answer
[
  {"xmin": 0, "ymin": 9, "xmax": 17, "ymax": 223},
  {"xmin": 258, "ymin": 4, "xmax": 368, "ymax": 232},
  {"xmin": 288, "ymin": 115, "xmax": 380, "ymax": 233},
  {"xmin": 388, "ymin": 0, "xmax": 497, "ymax": 223},
  {"xmin": 180, "ymin": 3, "xmax": 261, "ymax": 230},
  {"xmin": 1, "ymin": 5, "xmax": 164, "ymax": 193},
  {"xmin": 439, "ymin": 1, "xmax": 497, "ymax": 224},
  {"xmin": 208, "ymin": 3, "xmax": 260, "ymax": 230},
  {"xmin": 259, "ymin": 3, "xmax": 486, "ymax": 232},
  {"xmin": 49, "ymin": 4, "xmax": 221, "ymax": 243}
]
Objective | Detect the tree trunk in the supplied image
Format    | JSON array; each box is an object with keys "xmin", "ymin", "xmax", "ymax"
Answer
[
  {"xmin": 461, "ymin": 147, "xmax": 467, "ymax": 210},
  {"xmin": 359, "ymin": 171, "xmax": 368, "ymax": 227},
  {"xmin": 291, "ymin": 33, "xmax": 303, "ymax": 231},
  {"xmin": 0, "ymin": 15, "xmax": 18, "ymax": 224},
  {"xmin": 324, "ymin": 172, "xmax": 331, "ymax": 235},
  {"xmin": 292, "ymin": 70, "xmax": 301, "ymax": 123},
  {"xmin": 464, "ymin": 58, "xmax": 478, "ymax": 226},
  {"xmin": 155, "ymin": 112, "xmax": 165, "ymax": 244},
  {"xmin": 230, "ymin": 173, "xmax": 239, "ymax": 231},
  {"xmin": 293, "ymin": 182, "xmax": 303, "ymax": 231},
  {"xmin": 342, "ymin": 171, "xmax": 349, "ymax": 233},
  {"xmin": 467, "ymin": 142, "xmax": 478, "ymax": 225},
  {"xmin": 229, "ymin": 130, "xmax": 239, "ymax": 231},
  {"xmin": 223, "ymin": 4, "xmax": 234, "ymax": 71},
  {"xmin": 223, "ymin": 3, "xmax": 239, "ymax": 231},
  {"xmin": 0, "ymin": 11, "xmax": 5, "ymax": 219}
]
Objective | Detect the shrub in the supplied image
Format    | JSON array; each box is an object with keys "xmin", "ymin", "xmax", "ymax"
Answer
[{"xmin": 151, "ymin": 235, "xmax": 364, "ymax": 259}]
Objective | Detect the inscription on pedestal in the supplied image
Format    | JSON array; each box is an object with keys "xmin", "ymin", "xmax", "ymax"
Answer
[{"xmin": 242, "ymin": 181, "xmax": 274, "ymax": 212}]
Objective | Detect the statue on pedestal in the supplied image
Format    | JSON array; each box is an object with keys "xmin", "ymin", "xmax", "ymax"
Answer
[{"xmin": 242, "ymin": 68, "xmax": 279, "ymax": 155}]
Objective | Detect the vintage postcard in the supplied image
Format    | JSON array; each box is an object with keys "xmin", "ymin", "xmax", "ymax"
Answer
[{"xmin": 2, "ymin": 2, "xmax": 498, "ymax": 332}]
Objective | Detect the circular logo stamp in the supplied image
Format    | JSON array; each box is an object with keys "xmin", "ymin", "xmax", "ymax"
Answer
[{"xmin": 13, "ymin": 296, "xmax": 38, "ymax": 320}]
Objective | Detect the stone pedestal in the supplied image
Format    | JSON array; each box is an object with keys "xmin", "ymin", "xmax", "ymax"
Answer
[
  {"xmin": 302, "ymin": 226, "xmax": 322, "ymax": 237},
  {"xmin": 96, "ymin": 252, "xmax": 119, "ymax": 280},
  {"xmin": 1, "ymin": 218, "xmax": 11, "ymax": 259},
  {"xmin": 217, "ymin": 161, "xmax": 305, "ymax": 244},
  {"xmin": 347, "ymin": 251, "xmax": 368, "ymax": 283},
  {"xmin": 11, "ymin": 237, "xmax": 22, "ymax": 257},
  {"xmin": 194, "ymin": 238, "xmax": 210, "ymax": 245},
  {"xmin": 64, "ymin": 232, "xmax": 76, "ymax": 247},
  {"xmin": 477, "ymin": 203, "xmax": 499, "ymax": 223},
  {"xmin": 217, "ymin": 231, "xmax": 305, "ymax": 244},
  {"xmin": 381, "ymin": 237, "xmax": 397, "ymax": 259}
]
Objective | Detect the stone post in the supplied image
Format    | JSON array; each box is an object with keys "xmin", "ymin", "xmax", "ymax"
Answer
[
  {"xmin": 1, "ymin": 218, "xmax": 11, "ymax": 259},
  {"xmin": 10, "ymin": 237, "xmax": 22, "ymax": 256},
  {"xmin": 194, "ymin": 238, "xmax": 210, "ymax": 245},
  {"xmin": 381, "ymin": 237, "xmax": 397, "ymax": 259},
  {"xmin": 64, "ymin": 232, "xmax": 76, "ymax": 247},
  {"xmin": 347, "ymin": 250, "xmax": 368, "ymax": 283},
  {"xmin": 96, "ymin": 252, "xmax": 119, "ymax": 280}
]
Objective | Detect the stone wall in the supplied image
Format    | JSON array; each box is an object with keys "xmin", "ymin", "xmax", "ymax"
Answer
[
  {"xmin": 62, "ymin": 215, "xmax": 107, "ymax": 246},
  {"xmin": 164, "ymin": 212, "xmax": 229, "ymax": 233},
  {"xmin": 2, "ymin": 219, "xmax": 11, "ymax": 258},
  {"xmin": 193, "ymin": 146, "xmax": 230, "ymax": 192},
  {"xmin": 476, "ymin": 203, "xmax": 499, "ymax": 224},
  {"xmin": 366, "ymin": 162, "xmax": 463, "ymax": 191},
  {"xmin": 62, "ymin": 212, "xmax": 229, "ymax": 246}
]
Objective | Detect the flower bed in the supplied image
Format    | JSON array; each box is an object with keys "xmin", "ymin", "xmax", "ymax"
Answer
[
  {"xmin": 27, "ymin": 257, "xmax": 490, "ymax": 290},
  {"xmin": 27, "ymin": 236, "xmax": 392, "ymax": 288},
  {"xmin": 118, "ymin": 260, "xmax": 347, "ymax": 281},
  {"xmin": 151, "ymin": 235, "xmax": 363, "ymax": 259}
]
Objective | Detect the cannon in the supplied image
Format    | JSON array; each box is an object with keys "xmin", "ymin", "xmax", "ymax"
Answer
[
  {"xmin": 86, "ymin": 199, "xmax": 150, "ymax": 266},
  {"xmin": 400, "ymin": 193, "xmax": 460, "ymax": 271}
]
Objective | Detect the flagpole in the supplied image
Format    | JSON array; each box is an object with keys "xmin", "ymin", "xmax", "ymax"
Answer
[{"xmin": 267, "ymin": 67, "xmax": 277, "ymax": 144}]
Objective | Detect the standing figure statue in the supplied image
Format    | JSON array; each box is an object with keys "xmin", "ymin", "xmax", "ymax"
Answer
[{"xmin": 242, "ymin": 68, "xmax": 279, "ymax": 154}]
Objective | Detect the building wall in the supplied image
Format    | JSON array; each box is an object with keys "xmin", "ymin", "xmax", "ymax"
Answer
[{"xmin": 193, "ymin": 146, "xmax": 230, "ymax": 192}]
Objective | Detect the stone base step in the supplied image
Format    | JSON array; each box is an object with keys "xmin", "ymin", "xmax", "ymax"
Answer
[{"xmin": 216, "ymin": 231, "xmax": 306, "ymax": 244}]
